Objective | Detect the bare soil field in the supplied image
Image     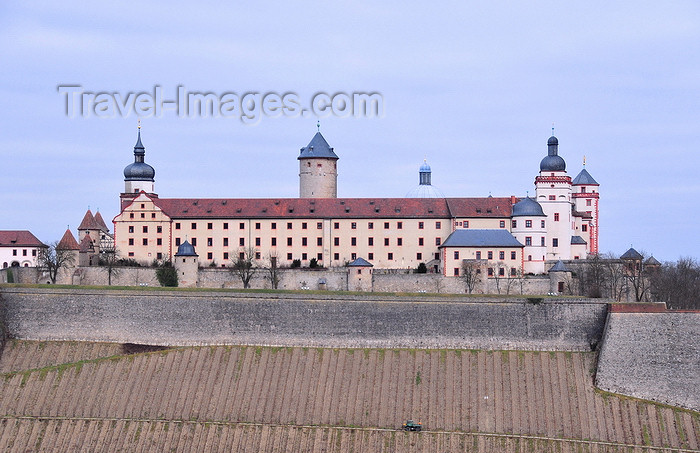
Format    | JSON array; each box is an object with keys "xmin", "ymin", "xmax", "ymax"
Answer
[{"xmin": 0, "ymin": 341, "xmax": 698, "ymax": 452}]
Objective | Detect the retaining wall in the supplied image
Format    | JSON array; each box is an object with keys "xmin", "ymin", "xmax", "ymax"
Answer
[
  {"xmin": 0, "ymin": 287, "xmax": 607, "ymax": 351},
  {"xmin": 595, "ymin": 306, "xmax": 700, "ymax": 412}
]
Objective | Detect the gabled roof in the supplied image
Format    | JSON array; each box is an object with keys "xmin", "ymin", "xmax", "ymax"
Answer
[
  {"xmin": 298, "ymin": 132, "xmax": 339, "ymax": 160},
  {"xmin": 571, "ymin": 235, "xmax": 587, "ymax": 245},
  {"xmin": 79, "ymin": 233, "xmax": 94, "ymax": 253},
  {"xmin": 93, "ymin": 212, "xmax": 110, "ymax": 232},
  {"xmin": 57, "ymin": 229, "xmax": 80, "ymax": 250},
  {"xmin": 548, "ymin": 260, "xmax": 571, "ymax": 273},
  {"xmin": 348, "ymin": 257, "xmax": 373, "ymax": 267},
  {"xmin": 0, "ymin": 230, "xmax": 45, "ymax": 247},
  {"xmin": 439, "ymin": 229, "xmax": 523, "ymax": 248},
  {"xmin": 620, "ymin": 247, "xmax": 643, "ymax": 260},
  {"xmin": 446, "ymin": 197, "xmax": 513, "ymax": 218},
  {"xmin": 78, "ymin": 209, "xmax": 102, "ymax": 231},
  {"xmin": 572, "ymin": 168, "xmax": 599, "ymax": 185}
]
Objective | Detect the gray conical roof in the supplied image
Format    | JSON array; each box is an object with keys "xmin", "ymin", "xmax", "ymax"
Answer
[
  {"xmin": 512, "ymin": 197, "xmax": 546, "ymax": 217},
  {"xmin": 572, "ymin": 168, "xmax": 598, "ymax": 185},
  {"xmin": 175, "ymin": 240, "xmax": 198, "ymax": 257},
  {"xmin": 298, "ymin": 132, "xmax": 339, "ymax": 160},
  {"xmin": 548, "ymin": 260, "xmax": 571, "ymax": 273},
  {"xmin": 620, "ymin": 248, "xmax": 643, "ymax": 260},
  {"xmin": 348, "ymin": 257, "xmax": 373, "ymax": 267}
]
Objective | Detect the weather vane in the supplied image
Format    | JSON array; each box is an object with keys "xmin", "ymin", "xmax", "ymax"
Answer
[
  {"xmin": 317, "ymin": 120, "xmax": 320, "ymax": 132},
  {"xmin": 138, "ymin": 119, "xmax": 141, "ymax": 129}
]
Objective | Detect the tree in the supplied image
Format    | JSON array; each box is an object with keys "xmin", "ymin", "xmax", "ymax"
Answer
[
  {"xmin": 37, "ymin": 241, "xmax": 75, "ymax": 284},
  {"xmin": 264, "ymin": 252, "xmax": 281, "ymax": 289},
  {"xmin": 580, "ymin": 253, "xmax": 607, "ymax": 298},
  {"xmin": 460, "ymin": 260, "xmax": 481, "ymax": 294},
  {"xmin": 416, "ymin": 262, "xmax": 427, "ymax": 274},
  {"xmin": 155, "ymin": 261, "xmax": 178, "ymax": 287},
  {"xmin": 650, "ymin": 257, "xmax": 700, "ymax": 310},
  {"xmin": 230, "ymin": 246, "xmax": 258, "ymax": 289},
  {"xmin": 492, "ymin": 262, "xmax": 506, "ymax": 294},
  {"xmin": 98, "ymin": 245, "xmax": 122, "ymax": 286}
]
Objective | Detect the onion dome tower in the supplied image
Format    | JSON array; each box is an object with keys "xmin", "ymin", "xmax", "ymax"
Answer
[
  {"xmin": 406, "ymin": 160, "xmax": 444, "ymax": 198},
  {"xmin": 298, "ymin": 123, "xmax": 339, "ymax": 198},
  {"xmin": 123, "ymin": 124, "xmax": 156, "ymax": 195}
]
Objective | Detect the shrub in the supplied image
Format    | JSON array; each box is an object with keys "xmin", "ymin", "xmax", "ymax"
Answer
[
  {"xmin": 155, "ymin": 261, "xmax": 178, "ymax": 287},
  {"xmin": 309, "ymin": 258, "xmax": 319, "ymax": 268},
  {"xmin": 416, "ymin": 263, "xmax": 427, "ymax": 274},
  {"xmin": 291, "ymin": 259, "xmax": 301, "ymax": 268},
  {"xmin": 6, "ymin": 269, "xmax": 14, "ymax": 283}
]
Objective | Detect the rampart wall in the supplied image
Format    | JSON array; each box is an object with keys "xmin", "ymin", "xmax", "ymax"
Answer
[
  {"xmin": 0, "ymin": 287, "xmax": 607, "ymax": 351},
  {"xmin": 595, "ymin": 305, "xmax": 700, "ymax": 411}
]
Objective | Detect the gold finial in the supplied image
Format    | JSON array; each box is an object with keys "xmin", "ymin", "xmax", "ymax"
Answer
[
  {"xmin": 583, "ymin": 155, "xmax": 586, "ymax": 167},
  {"xmin": 138, "ymin": 119, "xmax": 141, "ymax": 129}
]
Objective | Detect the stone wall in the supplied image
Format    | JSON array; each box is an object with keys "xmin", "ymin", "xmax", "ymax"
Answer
[
  {"xmin": 0, "ymin": 287, "xmax": 608, "ymax": 351},
  {"xmin": 595, "ymin": 305, "xmax": 700, "ymax": 411},
  {"xmin": 372, "ymin": 271, "xmax": 551, "ymax": 295},
  {"xmin": 198, "ymin": 267, "xmax": 349, "ymax": 291}
]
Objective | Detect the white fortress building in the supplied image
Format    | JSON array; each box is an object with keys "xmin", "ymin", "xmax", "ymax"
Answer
[{"xmin": 113, "ymin": 127, "xmax": 599, "ymax": 277}]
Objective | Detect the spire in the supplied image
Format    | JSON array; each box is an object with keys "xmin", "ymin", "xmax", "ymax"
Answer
[
  {"xmin": 134, "ymin": 124, "xmax": 145, "ymax": 159},
  {"xmin": 583, "ymin": 155, "xmax": 586, "ymax": 167}
]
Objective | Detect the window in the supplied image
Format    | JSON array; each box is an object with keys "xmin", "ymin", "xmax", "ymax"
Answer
[
  {"xmin": 142, "ymin": 238, "xmax": 148, "ymax": 246},
  {"xmin": 582, "ymin": 225, "xmax": 588, "ymax": 232},
  {"xmin": 207, "ymin": 223, "xmax": 213, "ymax": 230},
  {"xmin": 239, "ymin": 222, "xmax": 245, "ymax": 229},
  {"xmin": 223, "ymin": 238, "xmax": 229, "ymax": 246},
  {"xmin": 586, "ymin": 199, "xmax": 592, "ymax": 206},
  {"xmin": 128, "ymin": 238, "xmax": 134, "ymax": 246},
  {"xmin": 368, "ymin": 237, "xmax": 374, "ymax": 246},
  {"xmin": 435, "ymin": 252, "xmax": 440, "ymax": 260},
  {"xmin": 454, "ymin": 268, "xmax": 460, "ymax": 276},
  {"xmin": 240, "ymin": 252, "xmax": 245, "ymax": 260},
  {"xmin": 541, "ymin": 220, "xmax": 545, "ymax": 228},
  {"xmin": 351, "ymin": 237, "xmax": 357, "ymax": 246},
  {"xmin": 223, "ymin": 252, "xmax": 229, "ymax": 260},
  {"xmin": 157, "ymin": 238, "xmax": 162, "ymax": 246},
  {"xmin": 191, "ymin": 223, "xmax": 197, "ymax": 229},
  {"xmin": 454, "ymin": 251, "xmax": 459, "ymax": 259},
  {"xmin": 351, "ymin": 222, "xmax": 356, "ymax": 229},
  {"xmin": 435, "ymin": 221, "xmax": 441, "ymax": 229},
  {"xmin": 368, "ymin": 252, "xmax": 374, "ymax": 260},
  {"xmin": 302, "ymin": 237, "xmax": 308, "ymax": 246},
  {"xmin": 175, "ymin": 238, "xmax": 181, "ymax": 246},
  {"xmin": 334, "ymin": 237, "xmax": 340, "ymax": 246},
  {"xmin": 130, "ymin": 213, "xmax": 134, "ymax": 219},
  {"xmin": 157, "ymin": 252, "xmax": 162, "ymax": 259},
  {"xmin": 157, "ymin": 226, "xmax": 162, "ymax": 234},
  {"xmin": 287, "ymin": 253, "xmax": 293, "ymax": 260},
  {"xmin": 554, "ymin": 213, "xmax": 560, "ymax": 221},
  {"xmin": 384, "ymin": 222, "xmax": 390, "ymax": 229},
  {"xmin": 287, "ymin": 222, "xmax": 293, "ymax": 229},
  {"xmin": 500, "ymin": 221, "xmax": 505, "ymax": 228},
  {"xmin": 499, "ymin": 251, "xmax": 505, "ymax": 260},
  {"xmin": 302, "ymin": 253, "xmax": 307, "ymax": 260},
  {"xmin": 207, "ymin": 252, "xmax": 213, "ymax": 260},
  {"xmin": 207, "ymin": 238, "xmax": 213, "ymax": 246},
  {"xmin": 388, "ymin": 252, "xmax": 394, "ymax": 260},
  {"xmin": 351, "ymin": 253, "xmax": 357, "ymax": 260},
  {"xmin": 334, "ymin": 222, "xmax": 340, "ymax": 229},
  {"xmin": 512, "ymin": 220, "xmax": 517, "ymax": 228},
  {"xmin": 317, "ymin": 253, "xmax": 322, "ymax": 260},
  {"xmin": 302, "ymin": 222, "xmax": 308, "ymax": 229},
  {"xmin": 397, "ymin": 222, "xmax": 403, "ymax": 229},
  {"xmin": 334, "ymin": 253, "xmax": 340, "ymax": 260},
  {"xmin": 142, "ymin": 226, "xmax": 148, "ymax": 233},
  {"xmin": 525, "ymin": 237, "xmax": 532, "ymax": 246},
  {"xmin": 32, "ymin": 250, "xmax": 36, "ymax": 257},
  {"xmin": 271, "ymin": 222, "xmax": 276, "ymax": 230},
  {"xmin": 463, "ymin": 221, "xmax": 469, "ymax": 228},
  {"xmin": 140, "ymin": 213, "xmax": 145, "ymax": 218},
  {"xmin": 23, "ymin": 249, "xmax": 27, "ymax": 256},
  {"xmin": 223, "ymin": 223, "xmax": 228, "ymax": 230},
  {"xmin": 541, "ymin": 237, "xmax": 545, "ymax": 246},
  {"xmin": 418, "ymin": 237, "xmax": 424, "ymax": 246},
  {"xmin": 435, "ymin": 237, "xmax": 441, "ymax": 246},
  {"xmin": 549, "ymin": 195, "xmax": 556, "ymax": 200},
  {"xmin": 317, "ymin": 222, "xmax": 322, "ymax": 229},
  {"xmin": 287, "ymin": 237, "xmax": 293, "ymax": 246},
  {"xmin": 384, "ymin": 238, "xmax": 390, "ymax": 246},
  {"xmin": 499, "ymin": 268, "xmax": 505, "ymax": 276},
  {"xmin": 525, "ymin": 220, "xmax": 532, "ymax": 228},
  {"xmin": 271, "ymin": 237, "xmax": 277, "ymax": 246},
  {"xmin": 368, "ymin": 222, "xmax": 374, "ymax": 229},
  {"xmin": 553, "ymin": 238, "xmax": 559, "ymax": 247},
  {"xmin": 528, "ymin": 255, "xmax": 532, "ymax": 261},
  {"xmin": 255, "ymin": 237, "xmax": 261, "ymax": 246},
  {"xmin": 476, "ymin": 251, "xmax": 481, "ymax": 259},
  {"xmin": 255, "ymin": 252, "xmax": 261, "ymax": 260},
  {"xmin": 128, "ymin": 226, "xmax": 134, "ymax": 233},
  {"xmin": 418, "ymin": 222, "xmax": 424, "ymax": 229},
  {"xmin": 255, "ymin": 222, "xmax": 261, "ymax": 230},
  {"xmin": 191, "ymin": 238, "xmax": 197, "ymax": 246},
  {"xmin": 511, "ymin": 251, "xmax": 516, "ymax": 260},
  {"xmin": 175, "ymin": 223, "xmax": 181, "ymax": 230},
  {"xmin": 417, "ymin": 253, "xmax": 422, "ymax": 260},
  {"xmin": 239, "ymin": 238, "xmax": 245, "ymax": 246},
  {"xmin": 488, "ymin": 268, "xmax": 494, "ymax": 276},
  {"xmin": 397, "ymin": 238, "xmax": 403, "ymax": 246},
  {"xmin": 317, "ymin": 237, "xmax": 323, "ymax": 246},
  {"xmin": 487, "ymin": 251, "xmax": 493, "ymax": 260},
  {"xmin": 128, "ymin": 252, "xmax": 134, "ymax": 257},
  {"xmin": 511, "ymin": 268, "xmax": 517, "ymax": 276}
]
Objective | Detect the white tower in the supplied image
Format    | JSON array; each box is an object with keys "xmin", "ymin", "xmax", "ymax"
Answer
[
  {"xmin": 535, "ymin": 135, "xmax": 572, "ymax": 261},
  {"xmin": 298, "ymin": 128, "xmax": 339, "ymax": 198},
  {"xmin": 511, "ymin": 197, "xmax": 548, "ymax": 274},
  {"xmin": 572, "ymin": 158, "xmax": 600, "ymax": 255}
]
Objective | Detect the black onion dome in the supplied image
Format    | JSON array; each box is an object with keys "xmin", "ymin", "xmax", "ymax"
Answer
[
  {"xmin": 123, "ymin": 130, "xmax": 155, "ymax": 181},
  {"xmin": 540, "ymin": 135, "xmax": 566, "ymax": 171},
  {"xmin": 512, "ymin": 197, "xmax": 546, "ymax": 217}
]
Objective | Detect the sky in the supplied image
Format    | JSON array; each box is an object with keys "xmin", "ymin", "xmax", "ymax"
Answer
[{"xmin": 1, "ymin": 1, "xmax": 698, "ymax": 262}]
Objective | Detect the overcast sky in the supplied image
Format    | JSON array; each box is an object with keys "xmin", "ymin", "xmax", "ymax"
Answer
[{"xmin": 1, "ymin": 2, "xmax": 698, "ymax": 261}]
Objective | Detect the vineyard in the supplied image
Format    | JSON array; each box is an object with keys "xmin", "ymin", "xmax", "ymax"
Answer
[{"xmin": 0, "ymin": 341, "xmax": 697, "ymax": 452}]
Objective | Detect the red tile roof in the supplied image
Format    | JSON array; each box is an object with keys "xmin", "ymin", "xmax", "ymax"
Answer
[
  {"xmin": 57, "ymin": 229, "xmax": 80, "ymax": 251},
  {"xmin": 150, "ymin": 197, "xmax": 514, "ymax": 220},
  {"xmin": 0, "ymin": 230, "xmax": 45, "ymax": 247},
  {"xmin": 79, "ymin": 233, "xmax": 94, "ymax": 253},
  {"xmin": 78, "ymin": 209, "xmax": 103, "ymax": 231},
  {"xmin": 93, "ymin": 211, "xmax": 110, "ymax": 232}
]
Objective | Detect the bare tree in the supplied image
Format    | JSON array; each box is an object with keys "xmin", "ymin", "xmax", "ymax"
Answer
[
  {"xmin": 461, "ymin": 260, "xmax": 481, "ymax": 294},
  {"xmin": 433, "ymin": 275, "xmax": 444, "ymax": 293},
  {"xmin": 37, "ymin": 241, "xmax": 75, "ymax": 284},
  {"xmin": 623, "ymin": 250, "xmax": 651, "ymax": 302},
  {"xmin": 230, "ymin": 246, "xmax": 258, "ymax": 289},
  {"xmin": 98, "ymin": 245, "xmax": 122, "ymax": 286},
  {"xmin": 602, "ymin": 254, "xmax": 627, "ymax": 301},
  {"xmin": 492, "ymin": 262, "xmax": 506, "ymax": 294},
  {"xmin": 650, "ymin": 257, "xmax": 700, "ymax": 309},
  {"xmin": 264, "ymin": 252, "xmax": 281, "ymax": 290},
  {"xmin": 580, "ymin": 253, "xmax": 607, "ymax": 298}
]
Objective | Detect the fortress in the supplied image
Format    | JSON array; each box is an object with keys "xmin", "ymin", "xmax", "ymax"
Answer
[{"xmin": 107, "ymin": 127, "xmax": 599, "ymax": 277}]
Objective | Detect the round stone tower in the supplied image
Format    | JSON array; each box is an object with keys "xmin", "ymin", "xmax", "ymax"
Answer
[{"xmin": 298, "ymin": 130, "xmax": 339, "ymax": 198}]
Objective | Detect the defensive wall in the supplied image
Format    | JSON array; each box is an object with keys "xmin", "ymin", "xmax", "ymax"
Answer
[
  {"xmin": 0, "ymin": 287, "xmax": 606, "ymax": 351},
  {"xmin": 595, "ymin": 304, "xmax": 700, "ymax": 411}
]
